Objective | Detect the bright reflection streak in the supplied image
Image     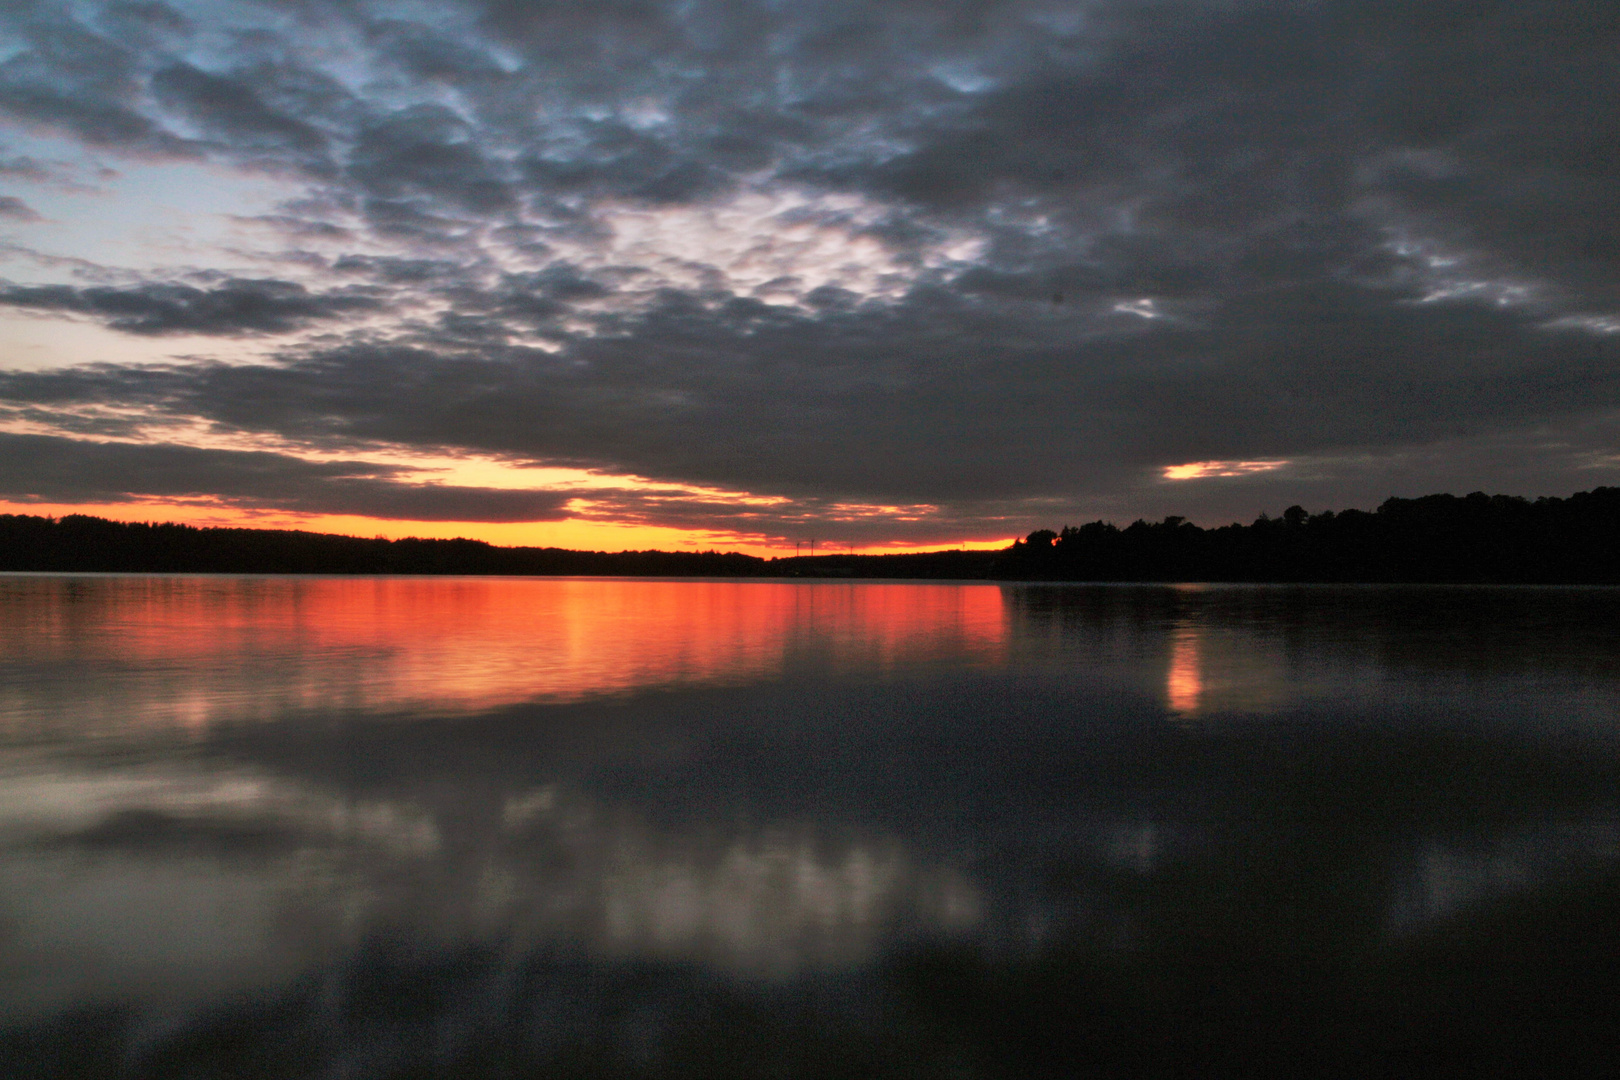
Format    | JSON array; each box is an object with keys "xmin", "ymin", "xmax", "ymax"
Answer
[
  {"xmin": 1166, "ymin": 625, "xmax": 1203, "ymax": 716},
  {"xmin": 0, "ymin": 577, "xmax": 1009, "ymax": 735}
]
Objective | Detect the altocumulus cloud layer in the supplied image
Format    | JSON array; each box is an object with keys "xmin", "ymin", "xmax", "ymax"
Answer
[{"xmin": 1, "ymin": 0, "xmax": 1618, "ymax": 542}]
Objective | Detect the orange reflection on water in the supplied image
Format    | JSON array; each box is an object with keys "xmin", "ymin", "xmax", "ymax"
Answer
[
  {"xmin": 1166, "ymin": 626, "xmax": 1203, "ymax": 716},
  {"xmin": 0, "ymin": 577, "xmax": 1008, "ymax": 733}
]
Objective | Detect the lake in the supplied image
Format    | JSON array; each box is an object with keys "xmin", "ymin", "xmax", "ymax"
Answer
[{"xmin": 2, "ymin": 575, "xmax": 1618, "ymax": 1077}]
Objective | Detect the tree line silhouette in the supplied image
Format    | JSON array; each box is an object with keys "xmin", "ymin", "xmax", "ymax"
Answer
[
  {"xmin": 998, "ymin": 488, "xmax": 1620, "ymax": 583},
  {"xmin": 0, "ymin": 514, "xmax": 763, "ymax": 576},
  {"xmin": 2, "ymin": 487, "xmax": 1618, "ymax": 581}
]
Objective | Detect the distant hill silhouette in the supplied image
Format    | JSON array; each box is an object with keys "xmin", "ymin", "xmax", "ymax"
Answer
[{"xmin": 3, "ymin": 487, "xmax": 1618, "ymax": 581}]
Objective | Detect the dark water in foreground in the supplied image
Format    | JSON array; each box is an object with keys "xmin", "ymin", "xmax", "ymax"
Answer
[{"xmin": 2, "ymin": 575, "xmax": 1618, "ymax": 1077}]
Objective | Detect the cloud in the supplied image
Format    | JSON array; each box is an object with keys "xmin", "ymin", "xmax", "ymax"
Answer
[
  {"xmin": 0, "ymin": 196, "xmax": 43, "ymax": 222},
  {"xmin": 0, "ymin": 153, "xmax": 58, "ymax": 184},
  {"xmin": 0, "ymin": 11, "xmax": 196, "ymax": 158},
  {"xmin": 0, "ymin": 1, "xmax": 1618, "ymax": 535},
  {"xmin": 349, "ymin": 104, "xmax": 516, "ymax": 215},
  {"xmin": 0, "ymin": 278, "xmax": 383, "ymax": 335},
  {"xmin": 149, "ymin": 62, "xmax": 331, "ymax": 166},
  {"xmin": 0, "ymin": 432, "xmax": 572, "ymax": 521},
  {"xmin": 1162, "ymin": 460, "xmax": 1289, "ymax": 482},
  {"xmin": 8, "ymin": 272, "xmax": 1615, "ymax": 529}
]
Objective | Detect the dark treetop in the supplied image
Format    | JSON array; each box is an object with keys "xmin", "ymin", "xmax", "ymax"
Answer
[{"xmin": 3, "ymin": 488, "xmax": 1618, "ymax": 582}]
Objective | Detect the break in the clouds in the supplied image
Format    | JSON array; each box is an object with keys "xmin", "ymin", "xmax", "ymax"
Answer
[{"xmin": 1, "ymin": 0, "xmax": 1618, "ymax": 544}]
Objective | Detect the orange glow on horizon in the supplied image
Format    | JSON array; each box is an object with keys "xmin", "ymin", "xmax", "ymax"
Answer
[{"xmin": 0, "ymin": 500, "xmax": 1016, "ymax": 557}]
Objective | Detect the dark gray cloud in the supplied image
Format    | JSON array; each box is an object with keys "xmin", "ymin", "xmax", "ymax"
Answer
[
  {"xmin": 0, "ymin": 7, "xmax": 196, "ymax": 158},
  {"xmin": 349, "ymin": 105, "xmax": 515, "ymax": 215},
  {"xmin": 7, "ymin": 281, "xmax": 1613, "ymax": 509},
  {"xmin": 0, "ymin": 196, "xmax": 43, "ymax": 221},
  {"xmin": 0, "ymin": 153, "xmax": 57, "ymax": 183},
  {"xmin": 0, "ymin": 432, "xmax": 573, "ymax": 521},
  {"xmin": 1, "ymin": 0, "xmax": 1618, "ymax": 537},
  {"xmin": 149, "ymin": 61, "xmax": 333, "ymax": 174},
  {"xmin": 0, "ymin": 278, "xmax": 382, "ymax": 335}
]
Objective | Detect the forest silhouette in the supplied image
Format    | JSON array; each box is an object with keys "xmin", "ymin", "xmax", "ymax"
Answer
[
  {"xmin": 2, "ymin": 487, "xmax": 1618, "ymax": 582},
  {"xmin": 997, "ymin": 487, "xmax": 1620, "ymax": 583}
]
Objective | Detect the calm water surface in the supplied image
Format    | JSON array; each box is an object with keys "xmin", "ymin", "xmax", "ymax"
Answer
[{"xmin": 2, "ymin": 575, "xmax": 1619, "ymax": 1077}]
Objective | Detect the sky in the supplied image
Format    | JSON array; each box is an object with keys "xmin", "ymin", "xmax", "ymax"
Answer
[{"xmin": 0, "ymin": 0, "xmax": 1617, "ymax": 554}]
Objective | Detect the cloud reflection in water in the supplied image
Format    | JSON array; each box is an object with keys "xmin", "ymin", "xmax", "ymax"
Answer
[{"xmin": 0, "ymin": 753, "xmax": 985, "ymax": 1019}]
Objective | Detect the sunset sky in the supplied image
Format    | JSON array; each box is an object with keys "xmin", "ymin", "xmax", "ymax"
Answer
[{"xmin": 1, "ymin": 0, "xmax": 1616, "ymax": 553}]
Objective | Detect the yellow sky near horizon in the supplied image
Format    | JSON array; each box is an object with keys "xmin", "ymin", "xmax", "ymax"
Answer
[{"xmin": 0, "ymin": 499, "xmax": 1016, "ymax": 557}]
